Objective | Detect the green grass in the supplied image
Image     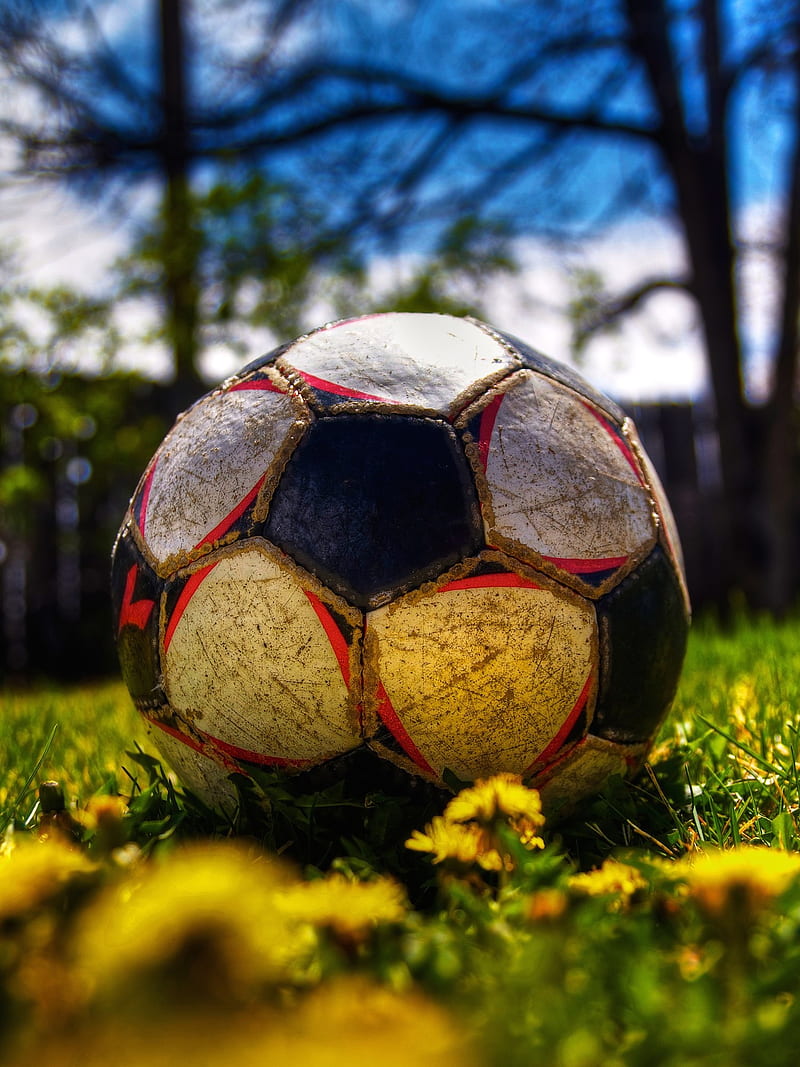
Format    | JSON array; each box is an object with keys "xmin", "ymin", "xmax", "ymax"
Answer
[
  {"xmin": 0, "ymin": 680, "xmax": 146, "ymax": 834},
  {"xmin": 665, "ymin": 611, "xmax": 800, "ymax": 849},
  {"xmin": 3, "ymin": 613, "xmax": 800, "ymax": 1066}
]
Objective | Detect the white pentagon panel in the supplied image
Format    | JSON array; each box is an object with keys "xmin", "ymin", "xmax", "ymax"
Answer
[
  {"xmin": 138, "ymin": 380, "xmax": 301, "ymax": 567},
  {"xmin": 479, "ymin": 373, "xmax": 657, "ymax": 581},
  {"xmin": 365, "ymin": 573, "xmax": 597, "ymax": 781},
  {"xmin": 281, "ymin": 313, "xmax": 517, "ymax": 414},
  {"xmin": 161, "ymin": 548, "xmax": 359, "ymax": 764}
]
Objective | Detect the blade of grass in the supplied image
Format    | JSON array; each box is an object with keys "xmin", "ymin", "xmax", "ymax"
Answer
[
  {"xmin": 0, "ymin": 721, "xmax": 60, "ymax": 835},
  {"xmin": 696, "ymin": 714, "xmax": 784, "ymax": 776},
  {"xmin": 684, "ymin": 763, "xmax": 706, "ymax": 842}
]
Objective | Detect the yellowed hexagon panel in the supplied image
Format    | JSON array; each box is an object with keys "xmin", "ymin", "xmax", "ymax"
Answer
[
  {"xmin": 475, "ymin": 372, "xmax": 657, "ymax": 590},
  {"xmin": 161, "ymin": 546, "xmax": 360, "ymax": 765},
  {"xmin": 364, "ymin": 571, "xmax": 597, "ymax": 782},
  {"xmin": 136, "ymin": 378, "xmax": 304, "ymax": 570},
  {"xmin": 279, "ymin": 313, "xmax": 517, "ymax": 415},
  {"xmin": 533, "ymin": 734, "xmax": 647, "ymax": 818}
]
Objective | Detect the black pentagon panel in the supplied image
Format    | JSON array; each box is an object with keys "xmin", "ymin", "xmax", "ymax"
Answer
[
  {"xmin": 593, "ymin": 546, "xmax": 689, "ymax": 744},
  {"xmin": 235, "ymin": 340, "xmax": 293, "ymax": 378},
  {"xmin": 572, "ymin": 565, "xmax": 631, "ymax": 590},
  {"xmin": 493, "ymin": 327, "xmax": 628, "ymax": 426},
  {"xmin": 263, "ymin": 415, "xmax": 484, "ymax": 608},
  {"xmin": 162, "ymin": 568, "xmax": 190, "ymax": 635},
  {"xmin": 110, "ymin": 527, "xmax": 163, "ymax": 706},
  {"xmin": 130, "ymin": 462, "xmax": 153, "ymax": 535}
]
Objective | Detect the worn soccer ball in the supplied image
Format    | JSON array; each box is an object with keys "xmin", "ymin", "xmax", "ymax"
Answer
[{"xmin": 112, "ymin": 313, "xmax": 689, "ymax": 814}]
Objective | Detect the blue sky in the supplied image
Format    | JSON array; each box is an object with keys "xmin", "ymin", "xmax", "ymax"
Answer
[{"xmin": 0, "ymin": 0, "xmax": 791, "ymax": 401}]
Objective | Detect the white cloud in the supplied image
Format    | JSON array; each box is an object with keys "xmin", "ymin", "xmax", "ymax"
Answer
[
  {"xmin": 481, "ymin": 224, "xmax": 707, "ymax": 403},
  {"xmin": 1, "ymin": 180, "xmax": 128, "ymax": 291}
]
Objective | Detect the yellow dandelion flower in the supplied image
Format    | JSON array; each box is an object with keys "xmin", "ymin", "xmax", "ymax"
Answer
[
  {"xmin": 569, "ymin": 859, "xmax": 648, "ymax": 901},
  {"xmin": 73, "ymin": 841, "xmax": 304, "ymax": 1003},
  {"xmin": 407, "ymin": 774, "xmax": 545, "ymax": 874},
  {"xmin": 406, "ymin": 815, "xmax": 513, "ymax": 872},
  {"xmin": 407, "ymin": 816, "xmax": 478, "ymax": 861},
  {"xmin": 445, "ymin": 772, "xmax": 545, "ymax": 830},
  {"xmin": 79, "ymin": 794, "xmax": 127, "ymax": 830},
  {"xmin": 407, "ymin": 816, "xmax": 491, "ymax": 868},
  {"xmin": 275, "ymin": 873, "xmax": 407, "ymax": 942},
  {"xmin": 676, "ymin": 846, "xmax": 800, "ymax": 916},
  {"xmin": 445, "ymin": 773, "xmax": 545, "ymax": 856},
  {"xmin": 0, "ymin": 838, "xmax": 97, "ymax": 922}
]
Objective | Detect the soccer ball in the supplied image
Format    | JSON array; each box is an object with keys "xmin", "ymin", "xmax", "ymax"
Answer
[{"xmin": 112, "ymin": 313, "xmax": 689, "ymax": 814}]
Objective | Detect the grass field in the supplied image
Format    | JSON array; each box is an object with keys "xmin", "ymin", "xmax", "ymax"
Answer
[{"xmin": 3, "ymin": 613, "xmax": 800, "ymax": 1066}]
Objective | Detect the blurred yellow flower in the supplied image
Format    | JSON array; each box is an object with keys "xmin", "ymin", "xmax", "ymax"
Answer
[
  {"xmin": 73, "ymin": 841, "xmax": 305, "ymax": 1004},
  {"xmin": 526, "ymin": 887, "xmax": 568, "ymax": 921},
  {"xmin": 275, "ymin": 873, "xmax": 407, "ymax": 943},
  {"xmin": 278, "ymin": 976, "xmax": 479, "ymax": 1067},
  {"xmin": 76, "ymin": 794, "xmax": 129, "ymax": 853},
  {"xmin": 569, "ymin": 859, "xmax": 648, "ymax": 902},
  {"xmin": 0, "ymin": 838, "xmax": 96, "ymax": 922},
  {"xmin": 730, "ymin": 676, "xmax": 758, "ymax": 744},
  {"xmin": 25, "ymin": 978, "xmax": 478, "ymax": 1067},
  {"xmin": 79, "ymin": 794, "xmax": 128, "ymax": 829},
  {"xmin": 676, "ymin": 846, "xmax": 800, "ymax": 916}
]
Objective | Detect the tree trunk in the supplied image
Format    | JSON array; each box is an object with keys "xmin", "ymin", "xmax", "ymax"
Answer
[
  {"xmin": 626, "ymin": 0, "xmax": 758, "ymax": 605},
  {"xmin": 761, "ymin": 58, "xmax": 800, "ymax": 614},
  {"xmin": 159, "ymin": 0, "xmax": 204, "ymax": 413},
  {"xmin": 676, "ymin": 155, "xmax": 758, "ymax": 603}
]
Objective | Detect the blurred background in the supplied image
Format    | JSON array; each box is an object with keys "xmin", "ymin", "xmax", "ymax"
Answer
[{"xmin": 1, "ymin": 0, "xmax": 798, "ymax": 681}]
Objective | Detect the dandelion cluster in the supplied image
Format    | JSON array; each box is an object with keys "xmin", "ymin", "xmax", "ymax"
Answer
[
  {"xmin": 4, "ymin": 768, "xmax": 800, "ymax": 1067},
  {"xmin": 0, "ymin": 829, "xmax": 469, "ymax": 1066}
]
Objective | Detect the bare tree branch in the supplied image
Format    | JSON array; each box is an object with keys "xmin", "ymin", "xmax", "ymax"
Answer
[{"xmin": 572, "ymin": 275, "xmax": 692, "ymax": 350}]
